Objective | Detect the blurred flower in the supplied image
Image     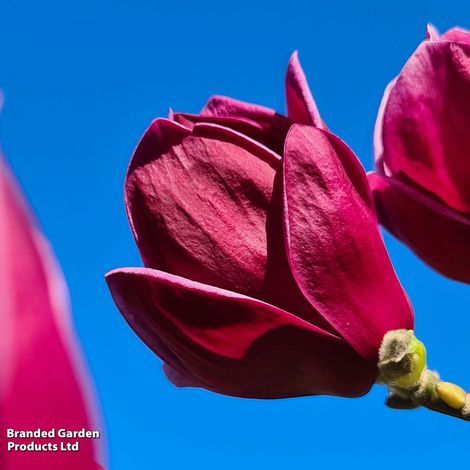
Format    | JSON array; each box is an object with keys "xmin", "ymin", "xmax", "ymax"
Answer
[
  {"xmin": 369, "ymin": 25, "xmax": 470, "ymax": 283},
  {"xmin": 107, "ymin": 53, "xmax": 413, "ymax": 399},
  {"xmin": 0, "ymin": 150, "xmax": 104, "ymax": 468}
]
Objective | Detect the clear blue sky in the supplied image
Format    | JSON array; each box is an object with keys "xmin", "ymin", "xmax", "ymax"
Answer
[{"xmin": 1, "ymin": 1, "xmax": 469, "ymax": 468}]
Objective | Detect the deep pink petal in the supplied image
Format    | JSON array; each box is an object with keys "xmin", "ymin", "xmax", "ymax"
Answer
[
  {"xmin": 262, "ymin": 172, "xmax": 339, "ymax": 333},
  {"xmin": 441, "ymin": 27, "xmax": 470, "ymax": 45},
  {"xmin": 380, "ymin": 40, "xmax": 470, "ymax": 213},
  {"xmin": 201, "ymin": 95, "xmax": 275, "ymax": 121},
  {"xmin": 283, "ymin": 126, "xmax": 413, "ymax": 360},
  {"xmin": 173, "ymin": 111, "xmax": 291, "ymax": 157},
  {"xmin": 369, "ymin": 172, "xmax": 470, "ymax": 283},
  {"xmin": 106, "ymin": 268, "xmax": 376, "ymax": 398},
  {"xmin": 0, "ymin": 158, "xmax": 103, "ymax": 469},
  {"xmin": 285, "ymin": 51, "xmax": 324, "ymax": 128},
  {"xmin": 125, "ymin": 118, "xmax": 276, "ymax": 299},
  {"xmin": 191, "ymin": 122, "xmax": 281, "ymax": 168}
]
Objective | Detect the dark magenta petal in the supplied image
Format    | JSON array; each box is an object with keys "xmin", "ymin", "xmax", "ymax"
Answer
[
  {"xmin": 0, "ymin": 158, "xmax": 102, "ymax": 468},
  {"xmin": 106, "ymin": 268, "xmax": 377, "ymax": 398},
  {"xmin": 282, "ymin": 126, "xmax": 413, "ymax": 360},
  {"xmin": 191, "ymin": 122, "xmax": 281, "ymax": 168},
  {"xmin": 201, "ymin": 95, "xmax": 276, "ymax": 121},
  {"xmin": 125, "ymin": 118, "xmax": 277, "ymax": 298},
  {"xmin": 190, "ymin": 94, "xmax": 292, "ymax": 156},
  {"xmin": 261, "ymin": 172, "xmax": 340, "ymax": 333},
  {"xmin": 369, "ymin": 173, "xmax": 470, "ymax": 283},
  {"xmin": 379, "ymin": 39, "xmax": 470, "ymax": 213},
  {"xmin": 285, "ymin": 52, "xmax": 324, "ymax": 128}
]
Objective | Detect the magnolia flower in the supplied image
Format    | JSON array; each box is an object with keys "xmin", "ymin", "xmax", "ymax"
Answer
[
  {"xmin": 368, "ymin": 25, "xmax": 470, "ymax": 283},
  {"xmin": 107, "ymin": 54, "xmax": 414, "ymax": 400},
  {"xmin": 0, "ymin": 152, "xmax": 104, "ymax": 468}
]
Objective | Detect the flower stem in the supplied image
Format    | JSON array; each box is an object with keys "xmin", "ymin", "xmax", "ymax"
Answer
[{"xmin": 377, "ymin": 330, "xmax": 469, "ymax": 422}]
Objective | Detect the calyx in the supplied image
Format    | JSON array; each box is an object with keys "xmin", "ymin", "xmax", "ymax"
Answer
[{"xmin": 377, "ymin": 329, "xmax": 469, "ymax": 421}]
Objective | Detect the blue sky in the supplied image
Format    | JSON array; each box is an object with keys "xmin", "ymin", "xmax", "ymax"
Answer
[{"xmin": 1, "ymin": 1, "xmax": 469, "ymax": 468}]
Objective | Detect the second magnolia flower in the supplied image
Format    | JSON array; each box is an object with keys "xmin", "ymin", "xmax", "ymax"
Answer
[
  {"xmin": 107, "ymin": 53, "xmax": 413, "ymax": 399},
  {"xmin": 369, "ymin": 26, "xmax": 470, "ymax": 283}
]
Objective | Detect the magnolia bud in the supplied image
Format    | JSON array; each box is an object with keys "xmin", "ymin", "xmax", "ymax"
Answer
[{"xmin": 378, "ymin": 329, "xmax": 426, "ymax": 390}]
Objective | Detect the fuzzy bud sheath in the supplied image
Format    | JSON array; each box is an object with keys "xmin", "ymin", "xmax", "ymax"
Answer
[{"xmin": 378, "ymin": 330, "xmax": 470, "ymax": 421}]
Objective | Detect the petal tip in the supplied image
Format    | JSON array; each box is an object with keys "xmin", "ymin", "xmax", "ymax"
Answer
[
  {"xmin": 287, "ymin": 50, "xmax": 300, "ymax": 66},
  {"xmin": 284, "ymin": 52, "xmax": 323, "ymax": 127},
  {"xmin": 426, "ymin": 23, "xmax": 440, "ymax": 41}
]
